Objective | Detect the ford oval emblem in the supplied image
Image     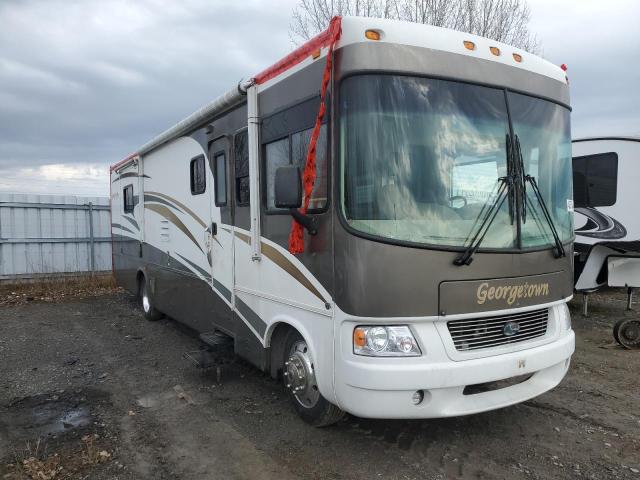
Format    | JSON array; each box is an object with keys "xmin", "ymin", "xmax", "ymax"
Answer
[{"xmin": 503, "ymin": 321, "xmax": 520, "ymax": 337}]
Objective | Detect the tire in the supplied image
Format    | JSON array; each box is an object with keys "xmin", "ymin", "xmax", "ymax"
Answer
[
  {"xmin": 613, "ymin": 319, "xmax": 624, "ymax": 344},
  {"xmin": 282, "ymin": 329, "xmax": 345, "ymax": 427},
  {"xmin": 614, "ymin": 319, "xmax": 640, "ymax": 349},
  {"xmin": 139, "ymin": 275, "xmax": 163, "ymax": 321}
]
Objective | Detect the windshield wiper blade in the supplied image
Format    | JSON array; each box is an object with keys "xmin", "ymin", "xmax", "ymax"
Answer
[
  {"xmin": 524, "ymin": 174, "xmax": 566, "ymax": 258},
  {"xmin": 454, "ymin": 176, "xmax": 512, "ymax": 266},
  {"xmin": 514, "ymin": 135, "xmax": 527, "ymax": 224},
  {"xmin": 512, "ymin": 135, "xmax": 565, "ymax": 258}
]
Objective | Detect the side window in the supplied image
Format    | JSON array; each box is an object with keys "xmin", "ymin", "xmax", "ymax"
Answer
[
  {"xmin": 234, "ymin": 130, "xmax": 250, "ymax": 205},
  {"xmin": 123, "ymin": 184, "xmax": 134, "ymax": 213},
  {"xmin": 265, "ymin": 138, "xmax": 291, "ymax": 211},
  {"xmin": 572, "ymin": 152, "xmax": 618, "ymax": 208},
  {"xmin": 214, "ymin": 152, "xmax": 227, "ymax": 206},
  {"xmin": 264, "ymin": 124, "xmax": 328, "ymax": 212},
  {"xmin": 190, "ymin": 155, "xmax": 206, "ymax": 195}
]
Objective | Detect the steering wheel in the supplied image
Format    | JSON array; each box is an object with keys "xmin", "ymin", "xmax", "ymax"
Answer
[{"xmin": 449, "ymin": 195, "xmax": 468, "ymax": 209}]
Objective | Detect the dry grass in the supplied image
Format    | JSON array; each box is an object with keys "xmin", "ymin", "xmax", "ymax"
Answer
[
  {"xmin": 0, "ymin": 275, "xmax": 122, "ymax": 307},
  {"xmin": 3, "ymin": 435, "xmax": 112, "ymax": 480}
]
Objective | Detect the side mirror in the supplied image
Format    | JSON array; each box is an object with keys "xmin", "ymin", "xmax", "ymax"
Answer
[{"xmin": 275, "ymin": 166, "xmax": 302, "ymax": 209}]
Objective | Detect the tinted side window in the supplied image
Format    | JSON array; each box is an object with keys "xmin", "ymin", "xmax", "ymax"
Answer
[
  {"xmin": 214, "ymin": 152, "xmax": 227, "ymax": 206},
  {"xmin": 572, "ymin": 152, "xmax": 618, "ymax": 207},
  {"xmin": 264, "ymin": 125, "xmax": 328, "ymax": 212},
  {"xmin": 190, "ymin": 155, "xmax": 206, "ymax": 195},
  {"xmin": 265, "ymin": 138, "xmax": 291, "ymax": 211},
  {"xmin": 235, "ymin": 130, "xmax": 250, "ymax": 205},
  {"xmin": 123, "ymin": 184, "xmax": 134, "ymax": 213}
]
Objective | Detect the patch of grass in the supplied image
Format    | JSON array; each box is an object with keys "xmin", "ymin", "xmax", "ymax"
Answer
[
  {"xmin": 3, "ymin": 435, "xmax": 112, "ymax": 480},
  {"xmin": 0, "ymin": 275, "xmax": 122, "ymax": 306}
]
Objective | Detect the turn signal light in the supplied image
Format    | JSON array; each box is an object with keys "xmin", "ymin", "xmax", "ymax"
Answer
[
  {"xmin": 512, "ymin": 53, "xmax": 523, "ymax": 63},
  {"xmin": 490, "ymin": 46, "xmax": 501, "ymax": 56},
  {"xmin": 463, "ymin": 40, "xmax": 476, "ymax": 50},
  {"xmin": 365, "ymin": 29, "xmax": 381, "ymax": 41},
  {"xmin": 353, "ymin": 328, "xmax": 366, "ymax": 348}
]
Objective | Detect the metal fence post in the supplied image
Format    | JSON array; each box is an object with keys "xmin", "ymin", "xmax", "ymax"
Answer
[{"xmin": 88, "ymin": 202, "xmax": 95, "ymax": 274}]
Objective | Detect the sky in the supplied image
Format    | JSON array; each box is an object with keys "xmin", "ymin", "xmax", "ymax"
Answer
[{"xmin": 0, "ymin": 0, "xmax": 639, "ymax": 196}]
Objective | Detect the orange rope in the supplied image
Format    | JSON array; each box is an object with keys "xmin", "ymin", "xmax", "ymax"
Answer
[{"xmin": 289, "ymin": 17, "xmax": 342, "ymax": 254}]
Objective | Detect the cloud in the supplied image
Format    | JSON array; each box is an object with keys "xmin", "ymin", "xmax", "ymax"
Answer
[{"xmin": 0, "ymin": 0, "xmax": 638, "ymax": 196}]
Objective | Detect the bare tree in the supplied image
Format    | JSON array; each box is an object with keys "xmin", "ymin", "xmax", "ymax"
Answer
[
  {"xmin": 290, "ymin": 0, "xmax": 401, "ymax": 43},
  {"xmin": 290, "ymin": 0, "xmax": 539, "ymax": 53}
]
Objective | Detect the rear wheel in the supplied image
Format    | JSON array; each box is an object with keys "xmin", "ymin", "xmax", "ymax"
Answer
[
  {"xmin": 139, "ymin": 275, "xmax": 163, "ymax": 321},
  {"xmin": 614, "ymin": 319, "xmax": 640, "ymax": 349},
  {"xmin": 282, "ymin": 329, "xmax": 345, "ymax": 427}
]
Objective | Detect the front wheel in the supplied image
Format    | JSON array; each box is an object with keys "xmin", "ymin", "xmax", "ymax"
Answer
[
  {"xmin": 282, "ymin": 330, "xmax": 345, "ymax": 427},
  {"xmin": 140, "ymin": 276, "xmax": 163, "ymax": 321}
]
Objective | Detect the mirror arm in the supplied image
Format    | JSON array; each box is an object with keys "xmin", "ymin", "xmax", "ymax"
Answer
[{"xmin": 289, "ymin": 209, "xmax": 318, "ymax": 236}]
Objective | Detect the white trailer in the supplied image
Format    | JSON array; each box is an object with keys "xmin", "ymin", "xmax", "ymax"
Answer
[
  {"xmin": 111, "ymin": 16, "xmax": 575, "ymax": 424},
  {"xmin": 572, "ymin": 138, "xmax": 640, "ymax": 303}
]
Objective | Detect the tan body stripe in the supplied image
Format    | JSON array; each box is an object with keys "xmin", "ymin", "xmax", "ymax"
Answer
[
  {"xmin": 145, "ymin": 203, "xmax": 204, "ymax": 254},
  {"xmin": 234, "ymin": 231, "xmax": 327, "ymax": 304}
]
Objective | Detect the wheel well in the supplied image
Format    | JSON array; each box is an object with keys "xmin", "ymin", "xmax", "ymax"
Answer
[
  {"xmin": 268, "ymin": 323, "xmax": 296, "ymax": 380},
  {"xmin": 136, "ymin": 270, "xmax": 145, "ymax": 297}
]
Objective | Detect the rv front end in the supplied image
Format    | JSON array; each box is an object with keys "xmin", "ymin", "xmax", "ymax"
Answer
[{"xmin": 333, "ymin": 302, "xmax": 574, "ymax": 418}]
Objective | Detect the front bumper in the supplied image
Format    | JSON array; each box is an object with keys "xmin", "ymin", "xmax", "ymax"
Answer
[{"xmin": 333, "ymin": 327, "xmax": 575, "ymax": 419}]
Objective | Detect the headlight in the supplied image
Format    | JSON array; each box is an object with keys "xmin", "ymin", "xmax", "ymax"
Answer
[{"xmin": 353, "ymin": 325, "xmax": 421, "ymax": 356}]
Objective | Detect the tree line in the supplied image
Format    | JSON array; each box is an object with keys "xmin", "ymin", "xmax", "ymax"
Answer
[{"xmin": 290, "ymin": 0, "xmax": 539, "ymax": 53}]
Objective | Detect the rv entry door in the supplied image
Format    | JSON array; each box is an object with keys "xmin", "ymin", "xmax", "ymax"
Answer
[{"xmin": 208, "ymin": 137, "xmax": 235, "ymax": 308}]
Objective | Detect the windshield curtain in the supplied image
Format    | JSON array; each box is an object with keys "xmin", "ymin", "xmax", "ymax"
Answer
[{"xmin": 339, "ymin": 74, "xmax": 573, "ymax": 250}]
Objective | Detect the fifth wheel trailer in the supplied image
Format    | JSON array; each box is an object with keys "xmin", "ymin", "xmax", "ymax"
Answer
[
  {"xmin": 572, "ymin": 137, "xmax": 640, "ymax": 347},
  {"xmin": 111, "ymin": 16, "xmax": 575, "ymax": 425}
]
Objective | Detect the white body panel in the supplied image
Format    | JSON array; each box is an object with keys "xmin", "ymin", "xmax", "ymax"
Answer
[
  {"xmin": 333, "ymin": 302, "xmax": 573, "ymax": 418},
  {"xmin": 608, "ymin": 257, "xmax": 640, "ymax": 288}
]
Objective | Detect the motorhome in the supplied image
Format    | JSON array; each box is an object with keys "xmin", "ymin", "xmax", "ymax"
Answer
[
  {"xmin": 110, "ymin": 16, "xmax": 575, "ymax": 425},
  {"xmin": 572, "ymin": 137, "xmax": 640, "ymax": 344}
]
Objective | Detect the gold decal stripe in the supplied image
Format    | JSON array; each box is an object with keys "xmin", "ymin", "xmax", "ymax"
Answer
[
  {"xmin": 145, "ymin": 203, "xmax": 204, "ymax": 254},
  {"xmin": 146, "ymin": 191, "xmax": 207, "ymax": 228},
  {"xmin": 235, "ymin": 231, "xmax": 327, "ymax": 304}
]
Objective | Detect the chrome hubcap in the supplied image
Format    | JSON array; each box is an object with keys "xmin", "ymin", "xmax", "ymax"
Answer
[
  {"xmin": 142, "ymin": 289, "xmax": 150, "ymax": 313},
  {"xmin": 284, "ymin": 340, "xmax": 320, "ymax": 408}
]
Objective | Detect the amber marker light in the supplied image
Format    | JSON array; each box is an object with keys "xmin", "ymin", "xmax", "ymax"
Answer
[
  {"xmin": 311, "ymin": 49, "xmax": 321, "ymax": 59},
  {"xmin": 353, "ymin": 328, "xmax": 366, "ymax": 349},
  {"xmin": 365, "ymin": 29, "xmax": 381, "ymax": 41},
  {"xmin": 463, "ymin": 40, "xmax": 476, "ymax": 51},
  {"xmin": 513, "ymin": 53, "xmax": 523, "ymax": 63},
  {"xmin": 490, "ymin": 46, "xmax": 501, "ymax": 56}
]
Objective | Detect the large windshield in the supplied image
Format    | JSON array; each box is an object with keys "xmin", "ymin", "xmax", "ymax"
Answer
[{"xmin": 339, "ymin": 74, "xmax": 573, "ymax": 250}]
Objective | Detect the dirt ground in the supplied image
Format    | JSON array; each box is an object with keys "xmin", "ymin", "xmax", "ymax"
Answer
[{"xmin": 0, "ymin": 288, "xmax": 639, "ymax": 480}]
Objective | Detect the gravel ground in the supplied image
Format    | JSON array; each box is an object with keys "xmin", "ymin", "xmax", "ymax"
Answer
[{"xmin": 0, "ymin": 290, "xmax": 639, "ymax": 479}]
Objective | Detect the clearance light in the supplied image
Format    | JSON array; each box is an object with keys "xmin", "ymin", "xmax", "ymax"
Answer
[
  {"xmin": 560, "ymin": 63, "xmax": 568, "ymax": 71},
  {"xmin": 490, "ymin": 46, "xmax": 501, "ymax": 56},
  {"xmin": 463, "ymin": 40, "xmax": 476, "ymax": 51},
  {"xmin": 353, "ymin": 325, "xmax": 421, "ymax": 357},
  {"xmin": 311, "ymin": 49, "xmax": 321, "ymax": 59},
  {"xmin": 365, "ymin": 29, "xmax": 381, "ymax": 40},
  {"xmin": 512, "ymin": 53, "xmax": 523, "ymax": 63}
]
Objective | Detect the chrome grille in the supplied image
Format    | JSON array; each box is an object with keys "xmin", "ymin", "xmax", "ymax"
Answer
[{"xmin": 447, "ymin": 308, "xmax": 549, "ymax": 351}]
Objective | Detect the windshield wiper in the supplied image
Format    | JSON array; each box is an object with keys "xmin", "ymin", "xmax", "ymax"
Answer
[
  {"xmin": 454, "ymin": 175, "xmax": 512, "ymax": 266},
  {"xmin": 513, "ymin": 134, "xmax": 566, "ymax": 258}
]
